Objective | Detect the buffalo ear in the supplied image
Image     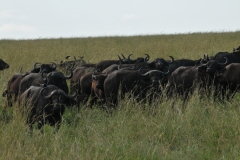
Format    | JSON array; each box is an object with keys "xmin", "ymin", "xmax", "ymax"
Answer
[{"xmin": 198, "ymin": 65, "xmax": 207, "ymax": 73}]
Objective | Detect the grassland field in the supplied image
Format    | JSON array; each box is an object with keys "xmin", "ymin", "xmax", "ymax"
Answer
[{"xmin": 1, "ymin": 31, "xmax": 240, "ymax": 159}]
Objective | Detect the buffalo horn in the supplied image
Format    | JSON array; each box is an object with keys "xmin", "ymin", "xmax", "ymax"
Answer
[
  {"xmin": 217, "ymin": 57, "xmax": 228, "ymax": 66},
  {"xmin": 128, "ymin": 54, "xmax": 133, "ymax": 62},
  {"xmin": 50, "ymin": 62, "xmax": 57, "ymax": 69},
  {"xmin": 121, "ymin": 54, "xmax": 126, "ymax": 59},
  {"xmin": 168, "ymin": 56, "xmax": 174, "ymax": 63},
  {"xmin": 138, "ymin": 67, "xmax": 149, "ymax": 76},
  {"xmin": 200, "ymin": 59, "xmax": 207, "ymax": 65},
  {"xmin": 41, "ymin": 88, "xmax": 77, "ymax": 100},
  {"xmin": 65, "ymin": 56, "xmax": 71, "ymax": 59},
  {"xmin": 118, "ymin": 55, "xmax": 123, "ymax": 64},
  {"xmin": 144, "ymin": 54, "xmax": 150, "ymax": 61},
  {"xmin": 34, "ymin": 62, "xmax": 41, "ymax": 69},
  {"xmin": 59, "ymin": 89, "xmax": 78, "ymax": 100},
  {"xmin": 63, "ymin": 69, "xmax": 73, "ymax": 79}
]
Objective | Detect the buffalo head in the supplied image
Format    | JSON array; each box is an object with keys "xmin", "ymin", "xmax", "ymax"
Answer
[
  {"xmin": 198, "ymin": 57, "xmax": 228, "ymax": 74},
  {"xmin": 32, "ymin": 62, "xmax": 57, "ymax": 73},
  {"xmin": 138, "ymin": 67, "xmax": 169, "ymax": 85},
  {"xmin": 92, "ymin": 72, "xmax": 108, "ymax": 90},
  {"xmin": 41, "ymin": 88, "xmax": 77, "ymax": 109},
  {"xmin": 0, "ymin": 59, "xmax": 9, "ymax": 70},
  {"xmin": 146, "ymin": 56, "xmax": 174, "ymax": 71}
]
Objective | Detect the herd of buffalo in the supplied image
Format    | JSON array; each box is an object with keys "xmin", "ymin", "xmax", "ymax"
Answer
[{"xmin": 1, "ymin": 45, "xmax": 240, "ymax": 133}]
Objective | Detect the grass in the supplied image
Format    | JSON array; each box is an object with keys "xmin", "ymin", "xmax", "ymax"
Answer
[{"xmin": 1, "ymin": 31, "xmax": 240, "ymax": 159}]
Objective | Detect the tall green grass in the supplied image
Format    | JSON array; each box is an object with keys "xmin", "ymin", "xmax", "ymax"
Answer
[{"xmin": 1, "ymin": 31, "xmax": 240, "ymax": 159}]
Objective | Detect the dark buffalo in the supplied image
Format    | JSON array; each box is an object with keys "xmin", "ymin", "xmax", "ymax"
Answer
[
  {"xmin": 0, "ymin": 59, "xmax": 9, "ymax": 70},
  {"xmin": 27, "ymin": 62, "xmax": 57, "ymax": 74},
  {"xmin": 166, "ymin": 58, "xmax": 228, "ymax": 100},
  {"xmin": 104, "ymin": 68, "xmax": 169, "ymax": 107},
  {"xmin": 19, "ymin": 69, "xmax": 73, "ymax": 95},
  {"xmin": 212, "ymin": 46, "xmax": 240, "ymax": 64},
  {"xmin": 90, "ymin": 72, "xmax": 108, "ymax": 107},
  {"xmin": 95, "ymin": 54, "xmax": 148, "ymax": 72},
  {"xmin": 77, "ymin": 72, "xmax": 93, "ymax": 105},
  {"xmin": 216, "ymin": 63, "xmax": 240, "ymax": 100},
  {"xmin": 70, "ymin": 66, "xmax": 96, "ymax": 94},
  {"xmin": 166, "ymin": 56, "xmax": 204, "ymax": 75},
  {"xmin": 118, "ymin": 56, "xmax": 174, "ymax": 71},
  {"xmin": 2, "ymin": 69, "xmax": 26, "ymax": 107},
  {"xmin": 18, "ymin": 85, "xmax": 77, "ymax": 133}
]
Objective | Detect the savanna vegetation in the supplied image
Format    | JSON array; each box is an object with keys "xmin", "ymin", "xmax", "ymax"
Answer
[{"xmin": 1, "ymin": 31, "xmax": 240, "ymax": 159}]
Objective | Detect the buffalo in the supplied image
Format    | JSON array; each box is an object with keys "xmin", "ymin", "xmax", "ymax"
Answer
[
  {"xmin": 27, "ymin": 62, "xmax": 57, "ymax": 74},
  {"xmin": 104, "ymin": 68, "xmax": 169, "ymax": 108},
  {"xmin": 90, "ymin": 72, "xmax": 108, "ymax": 107},
  {"xmin": 166, "ymin": 58, "xmax": 228, "ymax": 101},
  {"xmin": 19, "ymin": 69, "xmax": 73, "ymax": 95},
  {"xmin": 18, "ymin": 85, "xmax": 77, "ymax": 133},
  {"xmin": 70, "ymin": 66, "xmax": 96, "ymax": 94},
  {"xmin": 212, "ymin": 46, "xmax": 240, "ymax": 64},
  {"xmin": 2, "ymin": 69, "xmax": 26, "ymax": 107},
  {"xmin": 0, "ymin": 59, "xmax": 9, "ymax": 70},
  {"xmin": 95, "ymin": 54, "xmax": 149, "ymax": 72},
  {"xmin": 216, "ymin": 63, "xmax": 240, "ymax": 100}
]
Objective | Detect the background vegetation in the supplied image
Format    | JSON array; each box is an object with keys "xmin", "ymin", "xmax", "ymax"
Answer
[{"xmin": 1, "ymin": 31, "xmax": 240, "ymax": 159}]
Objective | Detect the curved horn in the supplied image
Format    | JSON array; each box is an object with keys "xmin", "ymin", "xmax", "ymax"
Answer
[
  {"xmin": 168, "ymin": 56, "xmax": 174, "ymax": 63},
  {"xmin": 217, "ymin": 57, "xmax": 228, "ymax": 66},
  {"xmin": 200, "ymin": 59, "xmax": 207, "ymax": 65},
  {"xmin": 118, "ymin": 55, "xmax": 123, "ymax": 64},
  {"xmin": 138, "ymin": 68, "xmax": 149, "ymax": 76},
  {"xmin": 63, "ymin": 69, "xmax": 73, "ymax": 79},
  {"xmin": 121, "ymin": 54, "xmax": 126, "ymax": 59},
  {"xmin": 144, "ymin": 54, "xmax": 150, "ymax": 61},
  {"xmin": 34, "ymin": 62, "xmax": 41, "ymax": 69},
  {"xmin": 66, "ymin": 56, "xmax": 71, "ymax": 59},
  {"xmin": 146, "ymin": 69, "xmax": 170, "ymax": 75},
  {"xmin": 50, "ymin": 62, "xmax": 57, "ymax": 69},
  {"xmin": 128, "ymin": 54, "xmax": 133, "ymax": 62},
  {"xmin": 118, "ymin": 64, "xmax": 122, "ymax": 70},
  {"xmin": 59, "ymin": 89, "xmax": 78, "ymax": 100},
  {"xmin": 42, "ymin": 89, "xmax": 59, "ymax": 100},
  {"xmin": 206, "ymin": 54, "xmax": 210, "ymax": 60}
]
